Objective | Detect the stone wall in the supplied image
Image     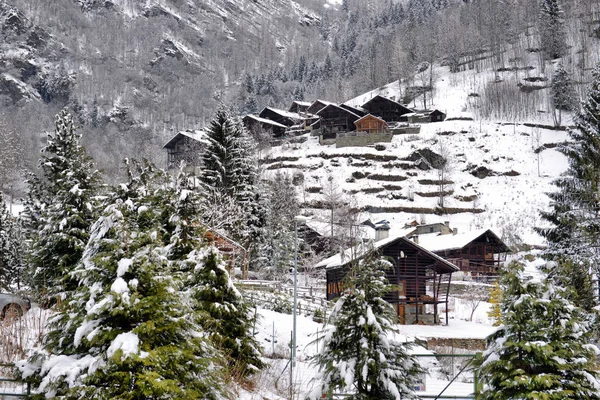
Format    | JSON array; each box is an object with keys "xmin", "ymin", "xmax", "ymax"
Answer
[
  {"xmin": 426, "ymin": 337, "xmax": 487, "ymax": 351},
  {"xmin": 336, "ymin": 132, "xmax": 393, "ymax": 148}
]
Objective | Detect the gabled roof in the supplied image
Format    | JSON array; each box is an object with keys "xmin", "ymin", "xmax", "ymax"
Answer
[
  {"xmin": 307, "ymin": 99, "xmax": 335, "ymax": 114},
  {"xmin": 260, "ymin": 107, "xmax": 305, "ymax": 121},
  {"xmin": 339, "ymin": 103, "xmax": 367, "ymax": 116},
  {"xmin": 354, "ymin": 113, "xmax": 387, "ymax": 126},
  {"xmin": 417, "ymin": 229, "xmax": 509, "ymax": 253},
  {"xmin": 163, "ymin": 129, "xmax": 206, "ymax": 149},
  {"xmin": 288, "ymin": 100, "xmax": 311, "ymax": 112},
  {"xmin": 316, "ymin": 103, "xmax": 360, "ymax": 119},
  {"xmin": 361, "ymin": 95, "xmax": 414, "ymax": 114},
  {"xmin": 243, "ymin": 114, "xmax": 287, "ymax": 128},
  {"xmin": 316, "ymin": 230, "xmax": 457, "ymax": 274}
]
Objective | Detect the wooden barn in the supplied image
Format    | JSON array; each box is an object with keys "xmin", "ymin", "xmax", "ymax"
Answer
[
  {"xmin": 318, "ymin": 236, "xmax": 459, "ymax": 325},
  {"xmin": 406, "ymin": 109, "xmax": 447, "ymax": 123},
  {"xmin": 417, "ymin": 229, "xmax": 509, "ymax": 276},
  {"xmin": 306, "ymin": 99, "xmax": 334, "ymax": 115},
  {"xmin": 315, "ymin": 104, "xmax": 361, "ymax": 135},
  {"xmin": 258, "ymin": 107, "xmax": 304, "ymax": 127},
  {"xmin": 354, "ymin": 114, "xmax": 388, "ymax": 134},
  {"xmin": 163, "ymin": 129, "xmax": 206, "ymax": 171},
  {"xmin": 361, "ymin": 95, "xmax": 414, "ymax": 123},
  {"xmin": 339, "ymin": 103, "xmax": 367, "ymax": 117},
  {"xmin": 242, "ymin": 115, "xmax": 287, "ymax": 138},
  {"xmin": 204, "ymin": 229, "xmax": 248, "ymax": 279},
  {"xmin": 288, "ymin": 100, "xmax": 311, "ymax": 114}
]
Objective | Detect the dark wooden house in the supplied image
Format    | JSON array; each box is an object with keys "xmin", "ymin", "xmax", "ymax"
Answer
[
  {"xmin": 354, "ymin": 114, "xmax": 388, "ymax": 134},
  {"xmin": 242, "ymin": 115, "xmax": 287, "ymax": 138},
  {"xmin": 406, "ymin": 109, "xmax": 447, "ymax": 123},
  {"xmin": 361, "ymin": 95, "xmax": 414, "ymax": 123},
  {"xmin": 339, "ymin": 103, "xmax": 367, "ymax": 117},
  {"xmin": 318, "ymin": 237, "xmax": 458, "ymax": 325},
  {"xmin": 417, "ymin": 229, "xmax": 509, "ymax": 276},
  {"xmin": 315, "ymin": 104, "xmax": 361, "ymax": 136},
  {"xmin": 258, "ymin": 107, "xmax": 303, "ymax": 127},
  {"xmin": 163, "ymin": 129, "xmax": 206, "ymax": 171},
  {"xmin": 288, "ymin": 100, "xmax": 311, "ymax": 114},
  {"xmin": 306, "ymin": 99, "xmax": 334, "ymax": 115}
]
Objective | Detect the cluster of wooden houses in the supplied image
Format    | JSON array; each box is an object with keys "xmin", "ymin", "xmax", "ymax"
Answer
[
  {"xmin": 242, "ymin": 96, "xmax": 446, "ymax": 145},
  {"xmin": 164, "ymin": 95, "xmax": 446, "ymax": 168}
]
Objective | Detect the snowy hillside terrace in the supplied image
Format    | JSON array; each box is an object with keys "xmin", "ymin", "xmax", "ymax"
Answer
[{"xmin": 261, "ymin": 117, "xmax": 569, "ymax": 249}]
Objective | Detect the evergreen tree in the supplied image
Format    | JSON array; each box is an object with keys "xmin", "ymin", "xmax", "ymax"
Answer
[
  {"xmin": 550, "ymin": 64, "xmax": 577, "ymax": 127},
  {"xmin": 22, "ymin": 110, "xmax": 102, "ymax": 300},
  {"xmin": 537, "ymin": 63, "xmax": 600, "ymax": 305},
  {"xmin": 0, "ymin": 193, "xmax": 24, "ymax": 290},
  {"xmin": 476, "ymin": 262, "xmax": 600, "ymax": 399},
  {"xmin": 166, "ymin": 168, "xmax": 263, "ymax": 378},
  {"xmin": 20, "ymin": 160, "xmax": 228, "ymax": 399},
  {"xmin": 539, "ymin": 0, "xmax": 567, "ymax": 59},
  {"xmin": 259, "ymin": 172, "xmax": 299, "ymax": 280},
  {"xmin": 192, "ymin": 247, "xmax": 263, "ymax": 378},
  {"xmin": 199, "ymin": 107, "xmax": 264, "ymax": 266},
  {"xmin": 309, "ymin": 251, "xmax": 422, "ymax": 399}
]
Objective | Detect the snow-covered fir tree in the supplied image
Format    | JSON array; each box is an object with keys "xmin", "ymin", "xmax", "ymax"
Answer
[
  {"xmin": 476, "ymin": 261, "xmax": 600, "ymax": 399},
  {"xmin": 538, "ymin": 63, "xmax": 600, "ymax": 307},
  {"xmin": 550, "ymin": 63, "xmax": 577, "ymax": 127},
  {"xmin": 22, "ymin": 109, "xmax": 102, "ymax": 299},
  {"xmin": 309, "ymin": 250, "xmax": 422, "ymax": 399},
  {"xmin": 0, "ymin": 193, "xmax": 25, "ymax": 290},
  {"xmin": 165, "ymin": 168, "xmax": 263, "ymax": 378},
  {"xmin": 199, "ymin": 106, "xmax": 266, "ymax": 269},
  {"xmin": 19, "ymin": 160, "xmax": 229, "ymax": 399},
  {"xmin": 192, "ymin": 247, "xmax": 263, "ymax": 378},
  {"xmin": 259, "ymin": 172, "xmax": 300, "ymax": 280},
  {"xmin": 539, "ymin": 0, "xmax": 567, "ymax": 59}
]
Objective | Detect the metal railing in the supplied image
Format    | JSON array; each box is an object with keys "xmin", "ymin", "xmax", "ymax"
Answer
[{"xmin": 0, "ymin": 364, "xmax": 29, "ymax": 399}]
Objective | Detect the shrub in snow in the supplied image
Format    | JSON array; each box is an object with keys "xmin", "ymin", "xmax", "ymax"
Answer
[
  {"xmin": 309, "ymin": 250, "xmax": 422, "ymax": 399},
  {"xmin": 0, "ymin": 192, "xmax": 24, "ymax": 290},
  {"xmin": 476, "ymin": 261, "xmax": 600, "ymax": 399}
]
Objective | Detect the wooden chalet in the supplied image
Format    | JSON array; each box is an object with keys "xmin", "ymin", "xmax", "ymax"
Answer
[
  {"xmin": 339, "ymin": 103, "xmax": 366, "ymax": 117},
  {"xmin": 354, "ymin": 114, "xmax": 388, "ymax": 134},
  {"xmin": 242, "ymin": 115, "xmax": 287, "ymax": 138},
  {"xmin": 258, "ymin": 107, "xmax": 304, "ymax": 127},
  {"xmin": 204, "ymin": 229, "xmax": 249, "ymax": 279},
  {"xmin": 417, "ymin": 229, "xmax": 509, "ymax": 276},
  {"xmin": 318, "ymin": 236, "xmax": 459, "ymax": 325},
  {"xmin": 361, "ymin": 95, "xmax": 414, "ymax": 123},
  {"xmin": 288, "ymin": 100, "xmax": 311, "ymax": 114},
  {"xmin": 163, "ymin": 129, "xmax": 206, "ymax": 171},
  {"xmin": 406, "ymin": 109, "xmax": 447, "ymax": 123},
  {"xmin": 315, "ymin": 104, "xmax": 361, "ymax": 135},
  {"xmin": 306, "ymin": 99, "xmax": 334, "ymax": 115}
]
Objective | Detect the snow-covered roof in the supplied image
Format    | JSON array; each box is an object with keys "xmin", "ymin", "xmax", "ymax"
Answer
[
  {"xmin": 315, "ymin": 228, "xmax": 458, "ymax": 274},
  {"xmin": 416, "ymin": 229, "xmax": 506, "ymax": 253},
  {"xmin": 264, "ymin": 107, "xmax": 306, "ymax": 121},
  {"xmin": 163, "ymin": 129, "xmax": 206, "ymax": 149},
  {"xmin": 316, "ymin": 104, "xmax": 360, "ymax": 119},
  {"xmin": 354, "ymin": 113, "xmax": 387, "ymax": 125},
  {"xmin": 243, "ymin": 114, "xmax": 287, "ymax": 128},
  {"xmin": 290, "ymin": 100, "xmax": 311, "ymax": 107}
]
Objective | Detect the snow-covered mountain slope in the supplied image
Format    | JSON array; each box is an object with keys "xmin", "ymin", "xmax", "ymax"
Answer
[{"xmin": 263, "ymin": 63, "xmax": 571, "ymax": 248}]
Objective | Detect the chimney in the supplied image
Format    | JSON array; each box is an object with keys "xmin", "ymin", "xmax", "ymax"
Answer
[
  {"xmin": 413, "ymin": 235, "xmax": 419, "ymax": 244},
  {"xmin": 375, "ymin": 220, "xmax": 390, "ymax": 241},
  {"xmin": 453, "ymin": 228, "xmax": 458, "ymax": 235}
]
